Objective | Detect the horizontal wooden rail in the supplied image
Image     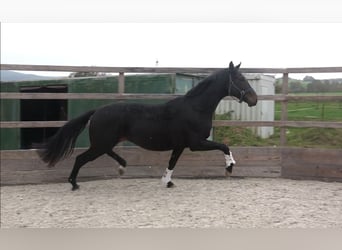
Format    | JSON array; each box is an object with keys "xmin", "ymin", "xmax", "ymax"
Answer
[
  {"xmin": 0, "ymin": 92, "xmax": 280, "ymax": 101},
  {"xmin": 286, "ymin": 95, "xmax": 342, "ymax": 101},
  {"xmin": 1, "ymin": 64, "xmax": 221, "ymax": 74},
  {"xmin": 1, "ymin": 121, "xmax": 67, "ymax": 128},
  {"xmin": 0, "ymin": 93, "xmax": 183, "ymax": 100},
  {"xmin": 2, "ymin": 120, "xmax": 342, "ymax": 129},
  {"xmin": 1, "ymin": 92, "xmax": 342, "ymax": 101},
  {"xmin": 2, "ymin": 64, "xmax": 342, "ymax": 74},
  {"xmin": 213, "ymin": 120, "xmax": 342, "ymax": 128}
]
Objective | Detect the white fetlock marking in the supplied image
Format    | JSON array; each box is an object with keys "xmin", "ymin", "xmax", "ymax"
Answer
[
  {"xmin": 161, "ymin": 169, "xmax": 173, "ymax": 185},
  {"xmin": 225, "ymin": 151, "xmax": 236, "ymax": 167}
]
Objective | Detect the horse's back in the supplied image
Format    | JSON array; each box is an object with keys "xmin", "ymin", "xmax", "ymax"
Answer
[{"xmin": 88, "ymin": 100, "xmax": 187, "ymax": 150}]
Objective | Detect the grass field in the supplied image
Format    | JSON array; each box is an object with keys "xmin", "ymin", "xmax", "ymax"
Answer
[
  {"xmin": 214, "ymin": 98, "xmax": 342, "ymax": 148},
  {"xmin": 275, "ymin": 101, "xmax": 342, "ymax": 121}
]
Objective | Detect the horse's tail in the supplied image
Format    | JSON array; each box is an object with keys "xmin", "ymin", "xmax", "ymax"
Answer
[{"xmin": 37, "ymin": 109, "xmax": 96, "ymax": 167}]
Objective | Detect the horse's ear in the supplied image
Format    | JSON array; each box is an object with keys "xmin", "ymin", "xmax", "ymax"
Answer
[
  {"xmin": 235, "ymin": 62, "xmax": 241, "ymax": 70},
  {"xmin": 229, "ymin": 61, "xmax": 234, "ymax": 71}
]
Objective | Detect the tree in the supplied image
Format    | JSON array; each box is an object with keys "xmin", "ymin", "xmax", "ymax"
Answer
[
  {"xmin": 289, "ymin": 81, "xmax": 305, "ymax": 93},
  {"xmin": 69, "ymin": 72, "xmax": 106, "ymax": 78},
  {"xmin": 303, "ymin": 75, "xmax": 315, "ymax": 82}
]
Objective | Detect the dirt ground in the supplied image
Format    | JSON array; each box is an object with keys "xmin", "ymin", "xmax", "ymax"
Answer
[{"xmin": 1, "ymin": 178, "xmax": 341, "ymax": 228}]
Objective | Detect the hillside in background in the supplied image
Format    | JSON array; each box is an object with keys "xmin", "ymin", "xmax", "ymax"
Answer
[
  {"xmin": 275, "ymin": 76, "xmax": 342, "ymax": 93},
  {"xmin": 0, "ymin": 70, "xmax": 58, "ymax": 82}
]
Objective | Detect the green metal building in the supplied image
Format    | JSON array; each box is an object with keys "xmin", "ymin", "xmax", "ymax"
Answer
[{"xmin": 0, "ymin": 73, "xmax": 204, "ymax": 150}]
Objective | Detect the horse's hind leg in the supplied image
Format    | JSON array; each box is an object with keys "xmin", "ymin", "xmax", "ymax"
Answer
[
  {"xmin": 68, "ymin": 148, "xmax": 104, "ymax": 191},
  {"xmin": 107, "ymin": 151, "xmax": 127, "ymax": 176}
]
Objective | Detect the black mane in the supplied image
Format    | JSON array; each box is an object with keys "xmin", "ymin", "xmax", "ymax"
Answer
[{"xmin": 184, "ymin": 68, "xmax": 228, "ymax": 98}]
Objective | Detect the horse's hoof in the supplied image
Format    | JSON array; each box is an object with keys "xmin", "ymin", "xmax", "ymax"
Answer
[
  {"xmin": 225, "ymin": 165, "xmax": 233, "ymax": 177},
  {"xmin": 71, "ymin": 184, "xmax": 80, "ymax": 191},
  {"xmin": 166, "ymin": 181, "xmax": 175, "ymax": 188},
  {"xmin": 69, "ymin": 179, "xmax": 80, "ymax": 191},
  {"xmin": 118, "ymin": 165, "xmax": 125, "ymax": 176}
]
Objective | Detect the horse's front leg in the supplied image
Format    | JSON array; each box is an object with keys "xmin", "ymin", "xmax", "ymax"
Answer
[
  {"xmin": 188, "ymin": 139, "xmax": 236, "ymax": 176},
  {"xmin": 161, "ymin": 148, "xmax": 184, "ymax": 188},
  {"xmin": 224, "ymin": 151, "xmax": 236, "ymax": 176}
]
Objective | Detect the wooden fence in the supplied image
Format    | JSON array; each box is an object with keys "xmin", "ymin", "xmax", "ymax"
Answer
[{"xmin": 1, "ymin": 64, "xmax": 342, "ymax": 185}]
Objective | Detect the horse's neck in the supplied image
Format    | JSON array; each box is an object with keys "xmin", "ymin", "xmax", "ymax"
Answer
[{"xmin": 188, "ymin": 81, "xmax": 226, "ymax": 114}]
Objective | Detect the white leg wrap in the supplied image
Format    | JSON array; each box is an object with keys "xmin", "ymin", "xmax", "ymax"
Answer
[
  {"xmin": 161, "ymin": 168, "xmax": 173, "ymax": 185},
  {"xmin": 225, "ymin": 151, "xmax": 236, "ymax": 167}
]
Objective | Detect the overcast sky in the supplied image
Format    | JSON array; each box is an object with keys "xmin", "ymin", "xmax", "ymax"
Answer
[{"xmin": 2, "ymin": 23, "xmax": 342, "ymax": 79}]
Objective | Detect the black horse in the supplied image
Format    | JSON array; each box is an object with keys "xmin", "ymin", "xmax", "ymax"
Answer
[{"xmin": 38, "ymin": 62, "xmax": 257, "ymax": 190}]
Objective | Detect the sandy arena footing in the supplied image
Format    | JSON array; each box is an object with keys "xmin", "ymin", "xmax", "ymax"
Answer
[{"xmin": 1, "ymin": 178, "xmax": 341, "ymax": 228}]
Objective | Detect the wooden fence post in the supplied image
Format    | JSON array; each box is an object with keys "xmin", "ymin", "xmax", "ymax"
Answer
[
  {"xmin": 280, "ymin": 72, "xmax": 289, "ymax": 146},
  {"xmin": 118, "ymin": 72, "xmax": 125, "ymax": 94}
]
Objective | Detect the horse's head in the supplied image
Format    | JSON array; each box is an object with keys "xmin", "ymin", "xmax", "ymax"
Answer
[{"xmin": 227, "ymin": 61, "xmax": 258, "ymax": 107}]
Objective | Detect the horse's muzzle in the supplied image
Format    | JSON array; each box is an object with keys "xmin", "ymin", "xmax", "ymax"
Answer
[
  {"xmin": 248, "ymin": 98, "xmax": 257, "ymax": 107},
  {"xmin": 246, "ymin": 91, "xmax": 258, "ymax": 107}
]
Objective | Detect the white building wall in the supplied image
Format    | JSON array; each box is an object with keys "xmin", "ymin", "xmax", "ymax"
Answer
[{"xmin": 215, "ymin": 74, "xmax": 275, "ymax": 138}]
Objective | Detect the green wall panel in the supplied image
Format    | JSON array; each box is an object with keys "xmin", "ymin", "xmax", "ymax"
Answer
[
  {"xmin": 1, "ymin": 73, "xmax": 204, "ymax": 149},
  {"xmin": 0, "ymin": 82, "xmax": 20, "ymax": 150}
]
